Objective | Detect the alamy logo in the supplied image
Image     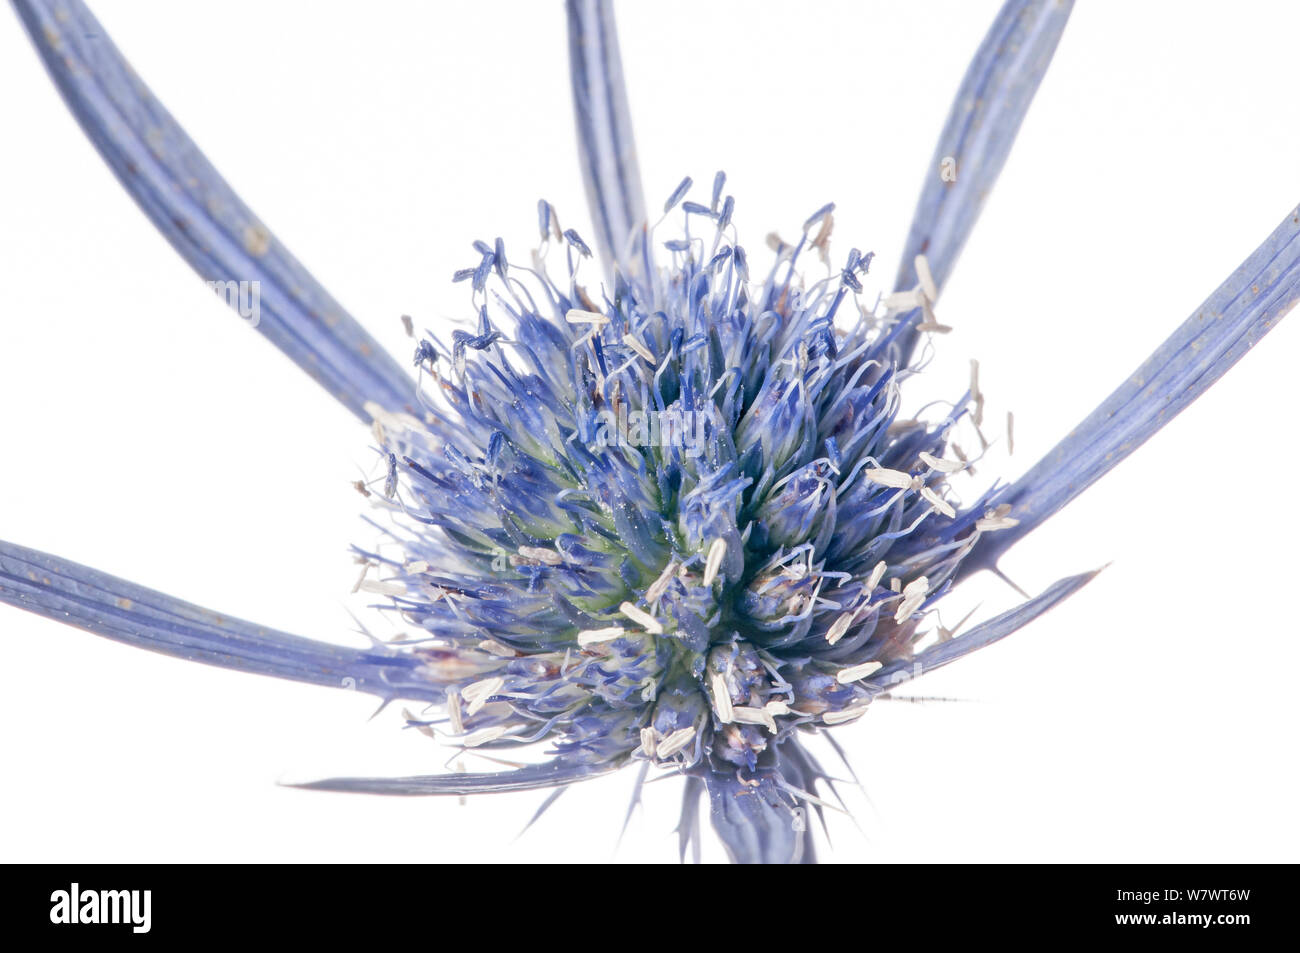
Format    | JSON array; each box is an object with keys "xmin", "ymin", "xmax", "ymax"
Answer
[
  {"xmin": 205, "ymin": 278, "xmax": 261, "ymax": 327},
  {"xmin": 591, "ymin": 406, "xmax": 708, "ymax": 457},
  {"xmin": 49, "ymin": 883, "xmax": 151, "ymax": 934}
]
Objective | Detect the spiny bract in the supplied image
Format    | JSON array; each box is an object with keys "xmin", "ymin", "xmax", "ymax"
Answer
[{"xmin": 359, "ymin": 178, "xmax": 1012, "ymax": 858}]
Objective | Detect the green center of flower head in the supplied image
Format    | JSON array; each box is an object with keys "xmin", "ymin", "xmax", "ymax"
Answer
[{"xmin": 364, "ymin": 177, "xmax": 1013, "ymax": 778}]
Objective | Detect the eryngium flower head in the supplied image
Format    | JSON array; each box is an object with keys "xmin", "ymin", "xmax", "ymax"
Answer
[{"xmin": 359, "ymin": 178, "xmax": 1009, "ymax": 860}]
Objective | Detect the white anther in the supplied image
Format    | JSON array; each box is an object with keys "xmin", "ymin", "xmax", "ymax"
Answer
[
  {"xmin": 645, "ymin": 560, "xmax": 679, "ymax": 604},
  {"xmin": 836, "ymin": 660, "xmax": 884, "ymax": 684},
  {"xmin": 478, "ymin": 639, "xmax": 517, "ymax": 657},
  {"xmin": 565, "ymin": 308, "xmax": 608, "ymax": 325},
  {"xmin": 577, "ymin": 626, "xmax": 625, "ymax": 647},
  {"xmin": 447, "ymin": 689, "xmax": 464, "ymax": 734},
  {"xmin": 357, "ymin": 579, "xmax": 407, "ymax": 597},
  {"xmin": 976, "ymin": 516, "xmax": 1021, "ymax": 532},
  {"xmin": 868, "ymin": 560, "xmax": 888, "ymax": 591},
  {"xmin": 462, "ymin": 725, "xmax": 509, "ymax": 747},
  {"xmin": 625, "ymin": 334, "xmax": 655, "ymax": 363},
  {"xmin": 703, "ymin": 538, "xmax": 727, "ymax": 587},
  {"xmin": 915, "ymin": 254, "xmax": 939, "ymax": 302},
  {"xmin": 732, "ymin": 705, "xmax": 778, "ymax": 734},
  {"xmin": 462, "ymin": 676, "xmax": 504, "ymax": 715},
  {"xmin": 619, "ymin": 602, "xmax": 663, "ymax": 635},
  {"xmin": 894, "ymin": 576, "xmax": 931, "ymax": 623},
  {"xmin": 711, "ymin": 671, "xmax": 735, "ymax": 723},
  {"xmin": 884, "ymin": 290, "xmax": 924, "ymax": 312},
  {"xmin": 639, "ymin": 727, "xmax": 658, "ymax": 759},
  {"xmin": 655, "ymin": 726, "xmax": 696, "ymax": 759},
  {"xmin": 764, "ymin": 700, "xmax": 792, "ymax": 718},
  {"xmin": 823, "ymin": 704, "xmax": 870, "ymax": 726},
  {"xmin": 920, "ymin": 485, "xmax": 956, "ymax": 518},
  {"xmin": 825, "ymin": 612, "xmax": 856, "ymax": 646},
  {"xmin": 862, "ymin": 466, "xmax": 916, "ymax": 490},
  {"xmin": 918, "ymin": 451, "xmax": 964, "ymax": 474}
]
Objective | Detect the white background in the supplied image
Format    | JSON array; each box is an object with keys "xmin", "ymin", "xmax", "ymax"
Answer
[{"xmin": 1, "ymin": 1, "xmax": 1297, "ymax": 863}]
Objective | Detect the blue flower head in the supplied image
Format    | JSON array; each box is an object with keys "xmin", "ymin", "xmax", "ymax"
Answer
[
  {"xmin": 363, "ymin": 181, "xmax": 1014, "ymax": 852},
  {"xmin": 4, "ymin": 0, "xmax": 1298, "ymax": 863}
]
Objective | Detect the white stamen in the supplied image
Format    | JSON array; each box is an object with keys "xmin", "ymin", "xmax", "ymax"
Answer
[
  {"xmin": 920, "ymin": 485, "xmax": 956, "ymax": 518},
  {"xmin": 883, "ymin": 290, "xmax": 924, "ymax": 312},
  {"xmin": 868, "ymin": 560, "xmax": 888, "ymax": 591},
  {"xmin": 976, "ymin": 515, "xmax": 1020, "ymax": 532},
  {"xmin": 624, "ymin": 334, "xmax": 655, "ymax": 363},
  {"xmin": 915, "ymin": 253, "xmax": 939, "ymax": 302},
  {"xmin": 462, "ymin": 676, "xmax": 504, "ymax": 715},
  {"xmin": 462, "ymin": 725, "xmax": 509, "ymax": 747},
  {"xmin": 619, "ymin": 601, "xmax": 664, "ymax": 635},
  {"xmin": 478, "ymin": 639, "xmax": 516, "ymax": 657},
  {"xmin": 640, "ymin": 677, "xmax": 657, "ymax": 702},
  {"xmin": 1007, "ymin": 411, "xmax": 1015, "ymax": 455},
  {"xmin": 919, "ymin": 451, "xmax": 964, "ymax": 474},
  {"xmin": 565, "ymin": 308, "xmax": 608, "ymax": 326},
  {"xmin": 447, "ymin": 689, "xmax": 464, "ymax": 734},
  {"xmin": 836, "ymin": 660, "xmax": 884, "ymax": 684},
  {"xmin": 733, "ymin": 705, "xmax": 778, "ymax": 734},
  {"xmin": 703, "ymin": 538, "xmax": 727, "ymax": 587},
  {"xmin": 710, "ymin": 672, "xmax": 735, "ymax": 723},
  {"xmin": 655, "ymin": 726, "xmax": 696, "ymax": 759},
  {"xmin": 639, "ymin": 727, "xmax": 658, "ymax": 759},
  {"xmin": 577, "ymin": 626, "xmax": 625, "ymax": 647},
  {"xmin": 915, "ymin": 321, "xmax": 953, "ymax": 334},
  {"xmin": 863, "ymin": 466, "xmax": 916, "ymax": 490},
  {"xmin": 405, "ymin": 560, "xmax": 430, "ymax": 574},
  {"xmin": 825, "ymin": 612, "xmax": 856, "ymax": 646},
  {"xmin": 645, "ymin": 560, "xmax": 679, "ymax": 604},
  {"xmin": 357, "ymin": 579, "xmax": 407, "ymax": 597},
  {"xmin": 970, "ymin": 359, "xmax": 985, "ymax": 426},
  {"xmin": 823, "ymin": 705, "xmax": 870, "ymax": 726},
  {"xmin": 764, "ymin": 700, "xmax": 792, "ymax": 718},
  {"xmin": 894, "ymin": 576, "xmax": 931, "ymax": 623}
]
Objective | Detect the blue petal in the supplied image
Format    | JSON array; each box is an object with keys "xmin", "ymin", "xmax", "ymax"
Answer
[
  {"xmin": 965, "ymin": 204, "xmax": 1300, "ymax": 575},
  {"xmin": 869, "ymin": 568, "xmax": 1100, "ymax": 690},
  {"xmin": 894, "ymin": 0, "xmax": 1074, "ymax": 362},
  {"xmin": 0, "ymin": 540, "xmax": 440, "ymax": 700},
  {"xmin": 566, "ymin": 0, "xmax": 647, "ymax": 284},
  {"xmin": 12, "ymin": 0, "xmax": 416, "ymax": 422},
  {"xmin": 288, "ymin": 758, "xmax": 618, "ymax": 795}
]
